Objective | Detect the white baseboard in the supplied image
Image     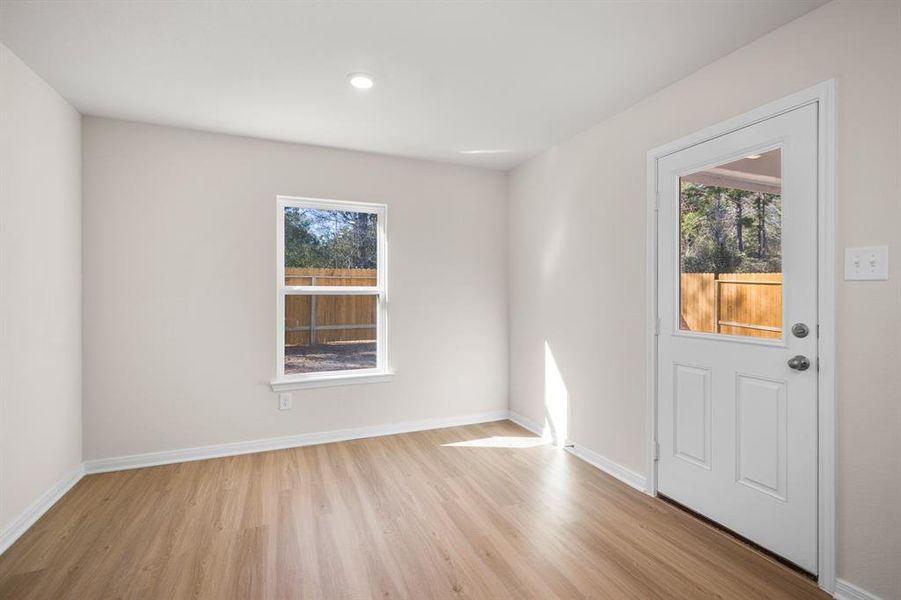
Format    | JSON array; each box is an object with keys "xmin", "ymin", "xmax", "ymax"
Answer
[
  {"xmin": 3, "ymin": 411, "xmax": 508, "ymax": 557},
  {"xmin": 834, "ymin": 579, "xmax": 882, "ymax": 600},
  {"xmin": 509, "ymin": 419, "xmax": 881, "ymax": 598},
  {"xmin": 0, "ymin": 463, "xmax": 84, "ymax": 556},
  {"xmin": 508, "ymin": 410, "xmax": 647, "ymax": 493},
  {"xmin": 507, "ymin": 410, "xmax": 547, "ymax": 437},
  {"xmin": 4, "ymin": 411, "xmax": 860, "ymax": 598},
  {"xmin": 84, "ymin": 409, "xmax": 510, "ymax": 474},
  {"xmin": 565, "ymin": 443, "xmax": 648, "ymax": 492}
]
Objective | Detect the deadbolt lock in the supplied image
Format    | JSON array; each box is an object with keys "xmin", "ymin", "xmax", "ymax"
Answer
[{"xmin": 791, "ymin": 323, "xmax": 809, "ymax": 338}]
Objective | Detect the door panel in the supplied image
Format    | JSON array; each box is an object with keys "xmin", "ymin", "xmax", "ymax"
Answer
[
  {"xmin": 735, "ymin": 374, "xmax": 787, "ymax": 500},
  {"xmin": 657, "ymin": 103, "xmax": 818, "ymax": 573},
  {"xmin": 673, "ymin": 363, "xmax": 712, "ymax": 469}
]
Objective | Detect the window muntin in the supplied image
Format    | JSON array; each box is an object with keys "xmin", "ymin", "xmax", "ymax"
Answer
[{"xmin": 276, "ymin": 197, "xmax": 387, "ymax": 382}]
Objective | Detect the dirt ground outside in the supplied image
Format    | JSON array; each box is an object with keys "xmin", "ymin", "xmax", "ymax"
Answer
[{"xmin": 285, "ymin": 341, "xmax": 376, "ymax": 374}]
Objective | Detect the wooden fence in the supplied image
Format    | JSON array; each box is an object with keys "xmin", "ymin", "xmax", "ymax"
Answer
[
  {"xmin": 284, "ymin": 268, "xmax": 377, "ymax": 346},
  {"xmin": 680, "ymin": 272, "xmax": 782, "ymax": 338}
]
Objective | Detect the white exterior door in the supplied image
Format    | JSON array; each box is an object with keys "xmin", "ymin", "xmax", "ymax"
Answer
[{"xmin": 656, "ymin": 103, "xmax": 818, "ymax": 573}]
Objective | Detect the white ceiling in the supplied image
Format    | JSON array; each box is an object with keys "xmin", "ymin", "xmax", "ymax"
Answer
[{"xmin": 0, "ymin": 1, "xmax": 825, "ymax": 170}]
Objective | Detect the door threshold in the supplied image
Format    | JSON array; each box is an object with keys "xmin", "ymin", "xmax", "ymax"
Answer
[{"xmin": 657, "ymin": 493, "xmax": 817, "ymax": 582}]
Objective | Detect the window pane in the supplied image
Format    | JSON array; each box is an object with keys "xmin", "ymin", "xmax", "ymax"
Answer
[
  {"xmin": 284, "ymin": 294, "xmax": 377, "ymax": 374},
  {"xmin": 284, "ymin": 207, "xmax": 377, "ymax": 286},
  {"xmin": 679, "ymin": 148, "xmax": 782, "ymax": 339}
]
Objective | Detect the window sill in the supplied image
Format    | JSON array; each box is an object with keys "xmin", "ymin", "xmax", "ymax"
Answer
[{"xmin": 270, "ymin": 370, "xmax": 394, "ymax": 392}]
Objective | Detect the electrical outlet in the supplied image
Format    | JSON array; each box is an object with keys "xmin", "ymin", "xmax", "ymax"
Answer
[
  {"xmin": 844, "ymin": 246, "xmax": 888, "ymax": 281},
  {"xmin": 278, "ymin": 393, "xmax": 292, "ymax": 411}
]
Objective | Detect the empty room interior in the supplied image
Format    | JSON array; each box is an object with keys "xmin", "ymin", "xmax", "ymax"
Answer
[{"xmin": 1, "ymin": 1, "xmax": 900, "ymax": 598}]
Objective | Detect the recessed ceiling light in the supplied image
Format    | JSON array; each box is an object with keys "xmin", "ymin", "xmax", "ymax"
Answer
[
  {"xmin": 746, "ymin": 154, "xmax": 762, "ymax": 160},
  {"xmin": 459, "ymin": 149, "xmax": 508, "ymax": 155},
  {"xmin": 348, "ymin": 72, "xmax": 374, "ymax": 90}
]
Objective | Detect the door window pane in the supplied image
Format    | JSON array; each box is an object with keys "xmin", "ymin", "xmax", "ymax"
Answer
[
  {"xmin": 284, "ymin": 294, "xmax": 377, "ymax": 374},
  {"xmin": 679, "ymin": 148, "xmax": 782, "ymax": 339}
]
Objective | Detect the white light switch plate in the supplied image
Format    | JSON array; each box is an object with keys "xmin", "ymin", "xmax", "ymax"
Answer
[
  {"xmin": 278, "ymin": 393, "xmax": 292, "ymax": 410},
  {"xmin": 844, "ymin": 246, "xmax": 888, "ymax": 280}
]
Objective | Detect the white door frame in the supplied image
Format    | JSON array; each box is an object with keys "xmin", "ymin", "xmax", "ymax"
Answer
[{"xmin": 644, "ymin": 80, "xmax": 836, "ymax": 594}]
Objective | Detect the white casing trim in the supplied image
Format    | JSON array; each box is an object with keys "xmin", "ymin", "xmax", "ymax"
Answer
[
  {"xmin": 84, "ymin": 409, "xmax": 509, "ymax": 474},
  {"xmin": 270, "ymin": 370, "xmax": 394, "ymax": 391},
  {"xmin": 508, "ymin": 410, "xmax": 648, "ymax": 492},
  {"xmin": 645, "ymin": 80, "xmax": 837, "ymax": 593},
  {"xmin": 0, "ymin": 463, "xmax": 85, "ymax": 556},
  {"xmin": 834, "ymin": 579, "xmax": 883, "ymax": 600}
]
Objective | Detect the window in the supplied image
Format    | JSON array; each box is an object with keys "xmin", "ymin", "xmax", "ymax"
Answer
[
  {"xmin": 678, "ymin": 148, "xmax": 783, "ymax": 339},
  {"xmin": 272, "ymin": 196, "xmax": 389, "ymax": 390}
]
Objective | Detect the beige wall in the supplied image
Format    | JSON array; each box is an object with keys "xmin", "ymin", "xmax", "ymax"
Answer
[
  {"xmin": 82, "ymin": 117, "xmax": 508, "ymax": 460},
  {"xmin": 508, "ymin": 1, "xmax": 900, "ymax": 596},
  {"xmin": 0, "ymin": 44, "xmax": 82, "ymax": 536}
]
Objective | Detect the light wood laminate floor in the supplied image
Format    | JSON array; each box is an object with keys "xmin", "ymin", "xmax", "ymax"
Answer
[{"xmin": 0, "ymin": 420, "xmax": 828, "ymax": 599}]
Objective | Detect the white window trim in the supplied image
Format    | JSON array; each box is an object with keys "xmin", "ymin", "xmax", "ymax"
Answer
[{"xmin": 271, "ymin": 195, "xmax": 390, "ymax": 391}]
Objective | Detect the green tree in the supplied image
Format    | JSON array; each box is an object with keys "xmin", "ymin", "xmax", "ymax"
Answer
[
  {"xmin": 284, "ymin": 208, "xmax": 325, "ymax": 267},
  {"xmin": 680, "ymin": 182, "xmax": 781, "ymax": 274},
  {"xmin": 284, "ymin": 208, "xmax": 376, "ymax": 269}
]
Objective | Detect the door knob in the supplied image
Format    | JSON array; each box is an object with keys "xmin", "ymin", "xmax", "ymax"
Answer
[{"xmin": 787, "ymin": 355, "xmax": 810, "ymax": 371}]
